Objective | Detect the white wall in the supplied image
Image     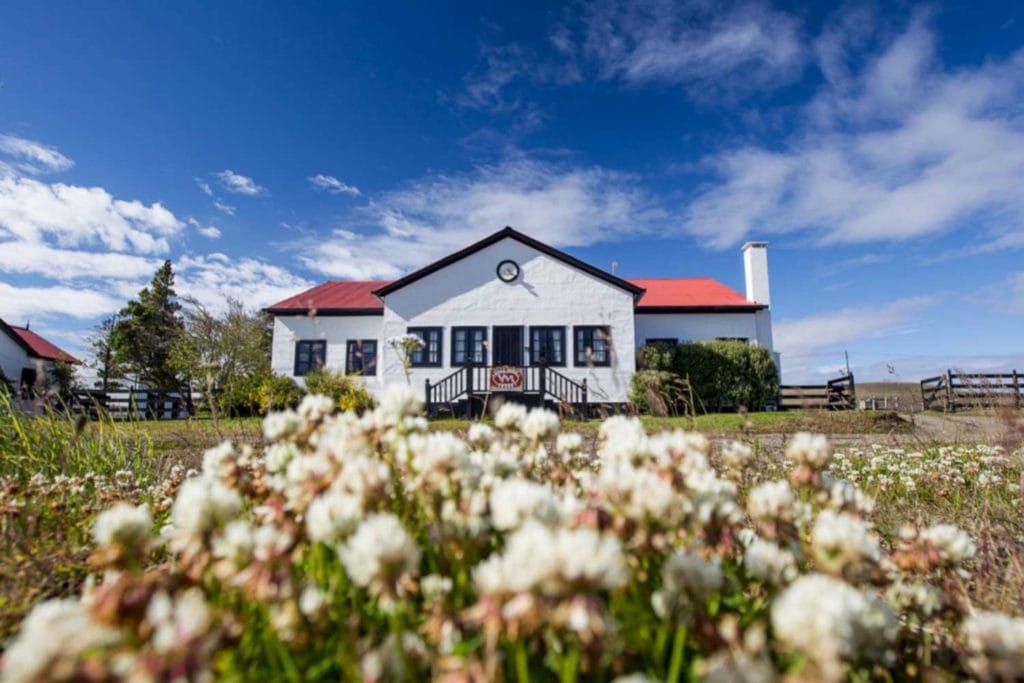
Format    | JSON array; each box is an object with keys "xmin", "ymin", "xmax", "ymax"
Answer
[
  {"xmin": 270, "ymin": 315, "xmax": 383, "ymax": 392},
  {"xmin": 0, "ymin": 332, "xmax": 30, "ymax": 384},
  {"xmin": 379, "ymin": 238, "xmax": 637, "ymax": 402},
  {"xmin": 635, "ymin": 312, "xmax": 771, "ymax": 349}
]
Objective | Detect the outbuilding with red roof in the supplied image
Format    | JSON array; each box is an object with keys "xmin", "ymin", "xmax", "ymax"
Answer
[
  {"xmin": 0, "ymin": 317, "xmax": 79, "ymax": 394},
  {"xmin": 266, "ymin": 227, "xmax": 775, "ymax": 409}
]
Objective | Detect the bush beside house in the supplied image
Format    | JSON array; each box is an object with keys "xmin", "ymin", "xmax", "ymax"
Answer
[
  {"xmin": 630, "ymin": 341, "xmax": 779, "ymax": 414},
  {"xmin": 257, "ymin": 370, "xmax": 376, "ymax": 415}
]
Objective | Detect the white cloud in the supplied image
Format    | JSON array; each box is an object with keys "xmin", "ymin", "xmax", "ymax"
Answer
[
  {"xmin": 300, "ymin": 156, "xmax": 664, "ymax": 279},
  {"xmin": 0, "ymin": 134, "xmax": 74, "ymax": 174},
  {"xmin": 195, "ymin": 177, "xmax": 213, "ymax": 196},
  {"xmin": 0, "ymin": 280, "xmax": 122, "ymax": 320},
  {"xmin": 683, "ymin": 15, "xmax": 1024, "ymax": 248},
  {"xmin": 0, "ymin": 240, "xmax": 158, "ymax": 280},
  {"xmin": 177, "ymin": 254, "xmax": 313, "ymax": 312},
  {"xmin": 187, "ymin": 217, "xmax": 221, "ymax": 239},
  {"xmin": 575, "ymin": 0, "xmax": 806, "ymax": 97},
  {"xmin": 308, "ymin": 173, "xmax": 361, "ymax": 196},
  {"xmin": 0, "ymin": 172, "xmax": 182, "ymax": 254},
  {"xmin": 214, "ymin": 169, "xmax": 266, "ymax": 196},
  {"xmin": 775, "ymin": 295, "xmax": 939, "ymax": 359},
  {"xmin": 213, "ymin": 201, "xmax": 236, "ymax": 216}
]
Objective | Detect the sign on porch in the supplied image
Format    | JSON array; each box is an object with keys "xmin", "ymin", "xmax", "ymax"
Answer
[{"xmin": 488, "ymin": 366, "xmax": 524, "ymax": 391}]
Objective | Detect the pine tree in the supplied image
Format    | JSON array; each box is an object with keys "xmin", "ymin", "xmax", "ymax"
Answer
[
  {"xmin": 87, "ymin": 314, "xmax": 127, "ymax": 391},
  {"xmin": 110, "ymin": 260, "xmax": 184, "ymax": 388}
]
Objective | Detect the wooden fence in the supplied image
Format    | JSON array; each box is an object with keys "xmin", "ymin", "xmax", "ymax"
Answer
[
  {"xmin": 71, "ymin": 388, "xmax": 196, "ymax": 421},
  {"xmin": 779, "ymin": 374, "xmax": 856, "ymax": 411},
  {"xmin": 920, "ymin": 370, "xmax": 1022, "ymax": 412}
]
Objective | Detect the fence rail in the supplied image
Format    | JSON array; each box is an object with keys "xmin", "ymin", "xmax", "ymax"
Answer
[
  {"xmin": 779, "ymin": 374, "xmax": 856, "ymax": 411},
  {"xmin": 920, "ymin": 370, "xmax": 1021, "ymax": 411},
  {"xmin": 71, "ymin": 388, "xmax": 196, "ymax": 421}
]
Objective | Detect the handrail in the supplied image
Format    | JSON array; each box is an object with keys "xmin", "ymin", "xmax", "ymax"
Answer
[
  {"xmin": 424, "ymin": 367, "xmax": 468, "ymax": 415},
  {"xmin": 543, "ymin": 366, "xmax": 588, "ymax": 416}
]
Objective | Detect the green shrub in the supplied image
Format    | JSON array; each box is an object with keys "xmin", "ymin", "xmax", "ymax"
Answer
[
  {"xmin": 629, "ymin": 369, "xmax": 689, "ymax": 416},
  {"xmin": 303, "ymin": 368, "xmax": 376, "ymax": 413},
  {"xmin": 218, "ymin": 371, "xmax": 267, "ymax": 417},
  {"xmin": 258, "ymin": 374, "xmax": 303, "ymax": 413},
  {"xmin": 631, "ymin": 341, "xmax": 779, "ymax": 413}
]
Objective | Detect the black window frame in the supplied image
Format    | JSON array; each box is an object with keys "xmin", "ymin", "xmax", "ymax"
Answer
[
  {"xmin": 406, "ymin": 327, "xmax": 443, "ymax": 367},
  {"xmin": 345, "ymin": 339, "xmax": 378, "ymax": 376},
  {"xmin": 574, "ymin": 325, "xmax": 612, "ymax": 367},
  {"xmin": 715, "ymin": 337, "xmax": 750, "ymax": 344},
  {"xmin": 294, "ymin": 339, "xmax": 327, "ymax": 376},
  {"xmin": 528, "ymin": 326, "xmax": 566, "ymax": 367},
  {"xmin": 451, "ymin": 326, "xmax": 488, "ymax": 366}
]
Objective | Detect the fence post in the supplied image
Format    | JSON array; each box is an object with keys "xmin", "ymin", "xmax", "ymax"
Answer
[
  {"xmin": 538, "ymin": 364, "xmax": 547, "ymax": 402},
  {"xmin": 1014, "ymin": 369, "xmax": 1020, "ymax": 410},
  {"xmin": 424, "ymin": 379, "xmax": 432, "ymax": 417},
  {"xmin": 465, "ymin": 367, "xmax": 474, "ymax": 418},
  {"xmin": 581, "ymin": 378, "xmax": 588, "ymax": 419},
  {"xmin": 848, "ymin": 373, "xmax": 856, "ymax": 410},
  {"xmin": 945, "ymin": 369, "xmax": 953, "ymax": 413}
]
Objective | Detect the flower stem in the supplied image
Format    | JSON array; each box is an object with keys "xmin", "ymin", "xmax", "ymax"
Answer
[
  {"xmin": 514, "ymin": 641, "xmax": 531, "ymax": 683},
  {"xmin": 667, "ymin": 625, "xmax": 687, "ymax": 683}
]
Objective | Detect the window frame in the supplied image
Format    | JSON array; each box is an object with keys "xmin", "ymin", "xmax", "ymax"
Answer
[
  {"xmin": 715, "ymin": 337, "xmax": 750, "ymax": 344},
  {"xmin": 573, "ymin": 325, "xmax": 612, "ymax": 367},
  {"xmin": 406, "ymin": 326, "xmax": 443, "ymax": 368},
  {"xmin": 451, "ymin": 326, "xmax": 488, "ymax": 367},
  {"xmin": 345, "ymin": 339, "xmax": 378, "ymax": 376},
  {"xmin": 528, "ymin": 325, "xmax": 566, "ymax": 367},
  {"xmin": 294, "ymin": 339, "xmax": 327, "ymax": 376}
]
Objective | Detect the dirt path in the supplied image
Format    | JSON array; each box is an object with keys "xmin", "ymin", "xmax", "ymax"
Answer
[{"xmin": 904, "ymin": 413, "xmax": 1018, "ymax": 444}]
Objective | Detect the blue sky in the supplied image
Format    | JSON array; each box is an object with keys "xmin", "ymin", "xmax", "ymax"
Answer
[{"xmin": 1, "ymin": 1, "xmax": 1023, "ymax": 382}]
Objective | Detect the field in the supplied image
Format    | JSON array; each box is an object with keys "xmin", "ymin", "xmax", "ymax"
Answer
[{"xmin": 1, "ymin": 395, "xmax": 1023, "ymax": 681}]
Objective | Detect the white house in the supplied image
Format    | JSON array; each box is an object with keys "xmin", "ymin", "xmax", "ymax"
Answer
[
  {"xmin": 0, "ymin": 318, "xmax": 79, "ymax": 396},
  {"xmin": 267, "ymin": 227, "xmax": 775, "ymax": 411}
]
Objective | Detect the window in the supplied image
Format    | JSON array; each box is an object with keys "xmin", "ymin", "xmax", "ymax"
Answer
[
  {"xmin": 346, "ymin": 340, "xmax": 377, "ymax": 376},
  {"xmin": 574, "ymin": 326, "xmax": 611, "ymax": 367},
  {"xmin": 294, "ymin": 340, "xmax": 326, "ymax": 376},
  {"xmin": 529, "ymin": 326, "xmax": 565, "ymax": 366},
  {"xmin": 407, "ymin": 327, "xmax": 443, "ymax": 367},
  {"xmin": 452, "ymin": 327, "xmax": 487, "ymax": 366},
  {"xmin": 715, "ymin": 337, "xmax": 749, "ymax": 344},
  {"xmin": 645, "ymin": 338, "xmax": 678, "ymax": 348}
]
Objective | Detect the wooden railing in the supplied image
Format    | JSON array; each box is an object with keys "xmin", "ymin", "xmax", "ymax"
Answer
[
  {"xmin": 921, "ymin": 370, "xmax": 1022, "ymax": 411},
  {"xmin": 424, "ymin": 365, "xmax": 591, "ymax": 417},
  {"xmin": 70, "ymin": 388, "xmax": 196, "ymax": 420},
  {"xmin": 779, "ymin": 374, "xmax": 855, "ymax": 411}
]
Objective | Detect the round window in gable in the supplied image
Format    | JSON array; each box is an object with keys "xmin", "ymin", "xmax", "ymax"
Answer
[{"xmin": 496, "ymin": 259, "xmax": 520, "ymax": 282}]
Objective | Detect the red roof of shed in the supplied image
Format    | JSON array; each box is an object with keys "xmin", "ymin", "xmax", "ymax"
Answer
[
  {"xmin": 267, "ymin": 277, "xmax": 763, "ymax": 314},
  {"xmin": 0, "ymin": 319, "xmax": 79, "ymax": 363}
]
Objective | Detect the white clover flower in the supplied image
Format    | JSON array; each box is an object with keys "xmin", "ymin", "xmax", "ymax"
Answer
[
  {"xmin": 720, "ymin": 440, "xmax": 753, "ymax": 470},
  {"xmin": 201, "ymin": 441, "xmax": 237, "ymax": 480},
  {"xmin": 785, "ymin": 432, "xmax": 832, "ymax": 470},
  {"xmin": 746, "ymin": 480, "xmax": 795, "ymax": 523},
  {"xmin": 597, "ymin": 461, "xmax": 685, "ymax": 524},
  {"xmin": 920, "ymin": 524, "xmax": 977, "ymax": 566},
  {"xmin": 521, "ymin": 407, "xmax": 559, "ymax": 441},
  {"xmin": 409, "ymin": 432, "xmax": 469, "ymax": 477},
  {"xmin": 211, "ymin": 519, "xmax": 256, "ymax": 567},
  {"xmin": 263, "ymin": 410, "xmax": 304, "ymax": 441},
  {"xmin": 340, "ymin": 513, "xmax": 420, "ymax": 603},
  {"xmin": 771, "ymin": 574, "xmax": 896, "ymax": 675},
  {"xmin": 0, "ymin": 599, "xmax": 120, "ymax": 683},
  {"xmin": 811, "ymin": 510, "xmax": 882, "ymax": 574},
  {"xmin": 306, "ymin": 491, "xmax": 363, "ymax": 543},
  {"xmin": 494, "ymin": 402, "xmax": 528, "ymax": 430},
  {"xmin": 886, "ymin": 579, "xmax": 943, "ymax": 619},
  {"xmin": 744, "ymin": 538, "xmax": 798, "ymax": 586},
  {"xmin": 92, "ymin": 502, "xmax": 152, "ymax": 549},
  {"xmin": 962, "ymin": 610, "xmax": 1024, "ymax": 680},
  {"xmin": 611, "ymin": 675, "xmax": 659, "ymax": 683},
  {"xmin": 264, "ymin": 442, "xmax": 300, "ymax": 474},
  {"xmin": 170, "ymin": 476, "xmax": 243, "ymax": 540},
  {"xmin": 822, "ymin": 477, "xmax": 875, "ymax": 515},
  {"xmin": 652, "ymin": 550, "xmax": 723, "ymax": 622},
  {"xmin": 466, "ymin": 423, "xmax": 495, "ymax": 446},
  {"xmin": 147, "ymin": 588, "xmax": 212, "ymax": 654},
  {"xmin": 556, "ymin": 432, "xmax": 584, "ymax": 456},
  {"xmin": 378, "ymin": 384, "xmax": 423, "ymax": 422},
  {"xmin": 299, "ymin": 584, "xmax": 327, "ymax": 618},
  {"xmin": 297, "ymin": 393, "xmax": 336, "ymax": 421},
  {"xmin": 598, "ymin": 415, "xmax": 649, "ymax": 465},
  {"xmin": 489, "ymin": 478, "xmax": 563, "ymax": 530}
]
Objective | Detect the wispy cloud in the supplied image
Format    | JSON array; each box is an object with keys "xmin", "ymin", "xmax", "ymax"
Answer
[
  {"xmin": 308, "ymin": 173, "xmax": 361, "ymax": 196},
  {"xmin": 213, "ymin": 201, "xmax": 236, "ymax": 216},
  {"xmin": 683, "ymin": 12, "xmax": 1024, "ymax": 249},
  {"xmin": 176, "ymin": 254, "xmax": 313, "ymax": 313},
  {"xmin": 300, "ymin": 155, "xmax": 664, "ymax": 279},
  {"xmin": 195, "ymin": 177, "xmax": 214, "ymax": 197},
  {"xmin": 187, "ymin": 217, "xmax": 221, "ymax": 239},
  {"xmin": 214, "ymin": 169, "xmax": 266, "ymax": 196},
  {"xmin": 0, "ymin": 280, "xmax": 123, "ymax": 320},
  {"xmin": 0, "ymin": 240, "xmax": 158, "ymax": 280},
  {"xmin": 0, "ymin": 134, "xmax": 74, "ymax": 174}
]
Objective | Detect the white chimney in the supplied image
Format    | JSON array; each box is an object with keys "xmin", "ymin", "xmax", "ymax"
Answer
[{"xmin": 742, "ymin": 241, "xmax": 770, "ymax": 307}]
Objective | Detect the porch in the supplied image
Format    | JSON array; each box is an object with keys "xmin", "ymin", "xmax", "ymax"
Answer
[{"xmin": 424, "ymin": 364, "xmax": 590, "ymax": 418}]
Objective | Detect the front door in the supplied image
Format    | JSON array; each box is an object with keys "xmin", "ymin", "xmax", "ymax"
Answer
[{"xmin": 492, "ymin": 326, "xmax": 523, "ymax": 366}]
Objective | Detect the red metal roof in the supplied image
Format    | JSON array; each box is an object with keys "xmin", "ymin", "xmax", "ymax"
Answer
[
  {"xmin": 1, "ymin": 321, "xmax": 79, "ymax": 363},
  {"xmin": 268, "ymin": 277, "xmax": 762, "ymax": 314},
  {"xmin": 266, "ymin": 280, "xmax": 392, "ymax": 313},
  {"xmin": 629, "ymin": 278, "xmax": 760, "ymax": 310}
]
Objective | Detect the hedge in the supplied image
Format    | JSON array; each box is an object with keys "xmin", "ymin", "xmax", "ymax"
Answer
[{"xmin": 630, "ymin": 341, "xmax": 779, "ymax": 413}]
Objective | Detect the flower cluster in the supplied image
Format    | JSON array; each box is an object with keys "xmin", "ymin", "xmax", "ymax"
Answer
[{"xmin": 2, "ymin": 394, "xmax": 1022, "ymax": 682}]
